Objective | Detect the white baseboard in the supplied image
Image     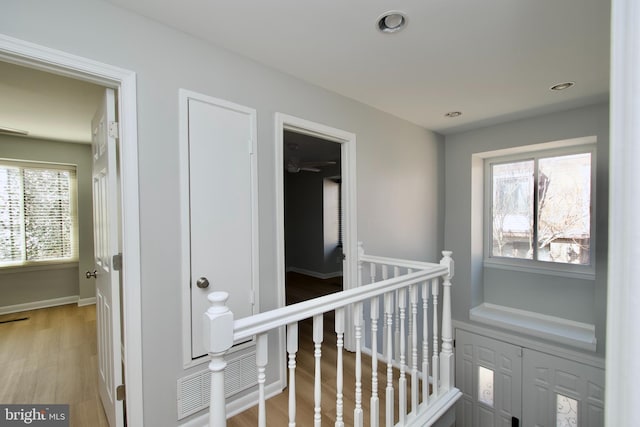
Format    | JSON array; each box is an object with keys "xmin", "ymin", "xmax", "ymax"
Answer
[
  {"xmin": 77, "ymin": 297, "xmax": 96, "ymax": 307},
  {"xmin": 179, "ymin": 380, "xmax": 284, "ymax": 427},
  {"xmin": 0, "ymin": 295, "xmax": 79, "ymax": 315},
  {"xmin": 286, "ymin": 266, "xmax": 343, "ymax": 279}
]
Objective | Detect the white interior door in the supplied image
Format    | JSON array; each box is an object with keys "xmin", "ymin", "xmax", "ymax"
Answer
[
  {"xmin": 456, "ymin": 329, "xmax": 522, "ymax": 427},
  {"xmin": 91, "ymin": 87, "xmax": 124, "ymax": 427},
  {"xmin": 186, "ymin": 93, "xmax": 258, "ymax": 359}
]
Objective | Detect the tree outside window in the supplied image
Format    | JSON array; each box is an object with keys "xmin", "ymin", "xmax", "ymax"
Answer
[{"xmin": 490, "ymin": 151, "xmax": 592, "ymax": 265}]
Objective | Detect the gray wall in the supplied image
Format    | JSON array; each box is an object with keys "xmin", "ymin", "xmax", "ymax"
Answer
[
  {"xmin": 0, "ymin": 136, "xmax": 95, "ymax": 306},
  {"xmin": 444, "ymin": 102, "xmax": 609, "ymax": 356},
  {"xmin": 0, "ymin": 1, "xmax": 444, "ymax": 424}
]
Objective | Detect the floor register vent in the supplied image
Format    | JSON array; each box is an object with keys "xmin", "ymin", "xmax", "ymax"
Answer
[{"xmin": 178, "ymin": 350, "xmax": 257, "ymax": 420}]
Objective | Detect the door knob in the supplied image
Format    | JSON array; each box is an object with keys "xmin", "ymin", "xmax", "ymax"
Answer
[
  {"xmin": 196, "ymin": 277, "xmax": 210, "ymax": 289},
  {"xmin": 85, "ymin": 270, "xmax": 97, "ymax": 279}
]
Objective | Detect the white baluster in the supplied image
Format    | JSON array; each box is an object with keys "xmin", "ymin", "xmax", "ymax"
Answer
[
  {"xmin": 257, "ymin": 333, "xmax": 268, "ymax": 427},
  {"xmin": 394, "ymin": 267, "xmax": 401, "ymax": 364},
  {"xmin": 421, "ymin": 282, "xmax": 430, "ymax": 405},
  {"xmin": 381, "ymin": 265, "xmax": 389, "ymax": 359},
  {"xmin": 370, "ymin": 296, "xmax": 380, "ymax": 427},
  {"xmin": 398, "ymin": 287, "xmax": 407, "ymax": 424},
  {"xmin": 335, "ymin": 308, "xmax": 345, "ymax": 427},
  {"xmin": 313, "ymin": 315, "xmax": 323, "ymax": 427},
  {"xmin": 440, "ymin": 251, "xmax": 455, "ymax": 391},
  {"xmin": 287, "ymin": 323, "xmax": 298, "ymax": 427},
  {"xmin": 410, "ymin": 283, "xmax": 419, "ymax": 413},
  {"xmin": 204, "ymin": 292, "xmax": 234, "ymax": 427},
  {"xmin": 393, "ymin": 266, "xmax": 400, "ymax": 368},
  {"xmin": 431, "ymin": 278, "xmax": 440, "ymax": 398},
  {"xmin": 369, "ymin": 262, "xmax": 377, "ymax": 286},
  {"xmin": 407, "ymin": 268, "xmax": 414, "ymax": 371},
  {"xmin": 354, "ymin": 302, "xmax": 364, "ymax": 427},
  {"xmin": 384, "ymin": 291, "xmax": 394, "ymax": 427}
]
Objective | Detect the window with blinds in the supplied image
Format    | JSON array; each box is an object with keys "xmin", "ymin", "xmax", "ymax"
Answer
[{"xmin": 0, "ymin": 160, "xmax": 78, "ymax": 267}]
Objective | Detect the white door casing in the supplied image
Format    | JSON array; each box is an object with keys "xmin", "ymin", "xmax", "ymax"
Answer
[
  {"xmin": 275, "ymin": 113, "xmax": 357, "ymax": 389},
  {"xmin": 0, "ymin": 34, "xmax": 142, "ymax": 427},
  {"xmin": 180, "ymin": 90, "xmax": 259, "ymax": 362},
  {"xmin": 92, "ymin": 87, "xmax": 124, "ymax": 427}
]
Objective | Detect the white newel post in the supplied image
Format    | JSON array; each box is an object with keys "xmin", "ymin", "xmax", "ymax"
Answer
[
  {"xmin": 204, "ymin": 292, "xmax": 234, "ymax": 427},
  {"xmin": 439, "ymin": 251, "xmax": 454, "ymax": 391}
]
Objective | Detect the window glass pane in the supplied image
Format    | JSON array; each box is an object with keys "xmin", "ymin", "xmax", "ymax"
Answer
[
  {"xmin": 23, "ymin": 168, "xmax": 73, "ymax": 261},
  {"xmin": 491, "ymin": 160, "xmax": 534, "ymax": 259},
  {"xmin": 556, "ymin": 393, "xmax": 578, "ymax": 427},
  {"xmin": 0, "ymin": 162, "xmax": 76, "ymax": 267},
  {"xmin": 0, "ymin": 166, "xmax": 23, "ymax": 264},
  {"xmin": 537, "ymin": 153, "xmax": 591, "ymax": 265},
  {"xmin": 478, "ymin": 366, "xmax": 494, "ymax": 407}
]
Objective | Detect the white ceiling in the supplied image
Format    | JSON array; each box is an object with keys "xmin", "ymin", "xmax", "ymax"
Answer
[
  {"xmin": 0, "ymin": 61, "xmax": 104, "ymax": 143},
  {"xmin": 107, "ymin": 0, "xmax": 610, "ymax": 134},
  {"xmin": 0, "ymin": 1, "xmax": 610, "ymax": 143}
]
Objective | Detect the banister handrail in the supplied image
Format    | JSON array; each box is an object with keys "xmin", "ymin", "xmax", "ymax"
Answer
[
  {"xmin": 232, "ymin": 263, "xmax": 448, "ymax": 343},
  {"xmin": 359, "ymin": 254, "xmax": 442, "ymax": 271},
  {"xmin": 205, "ymin": 249, "xmax": 460, "ymax": 427}
]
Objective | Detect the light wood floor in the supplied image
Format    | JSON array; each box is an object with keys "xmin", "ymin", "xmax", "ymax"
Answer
[
  {"xmin": 0, "ymin": 303, "xmax": 109, "ymax": 427},
  {"xmin": 228, "ymin": 273, "xmax": 422, "ymax": 426}
]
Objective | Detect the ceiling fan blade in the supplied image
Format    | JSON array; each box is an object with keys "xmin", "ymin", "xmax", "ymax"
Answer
[{"xmin": 300, "ymin": 161, "xmax": 336, "ymax": 168}]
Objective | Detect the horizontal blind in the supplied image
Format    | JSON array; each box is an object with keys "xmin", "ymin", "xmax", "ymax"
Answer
[
  {"xmin": 0, "ymin": 160, "xmax": 78, "ymax": 267},
  {"xmin": 0, "ymin": 166, "xmax": 23, "ymax": 263}
]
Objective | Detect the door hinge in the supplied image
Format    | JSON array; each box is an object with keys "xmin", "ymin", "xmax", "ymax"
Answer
[
  {"xmin": 250, "ymin": 290, "xmax": 255, "ymax": 305},
  {"xmin": 112, "ymin": 253, "xmax": 123, "ymax": 271},
  {"xmin": 248, "ymin": 139, "xmax": 253, "ymax": 155},
  {"xmin": 116, "ymin": 384, "xmax": 126, "ymax": 401},
  {"xmin": 108, "ymin": 121, "xmax": 119, "ymax": 139},
  {"xmin": 453, "ymin": 339, "xmax": 456, "ymax": 348}
]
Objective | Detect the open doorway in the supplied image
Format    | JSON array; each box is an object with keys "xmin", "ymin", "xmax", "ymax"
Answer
[
  {"xmin": 0, "ymin": 34, "xmax": 142, "ymax": 426},
  {"xmin": 283, "ymin": 130, "xmax": 343, "ymax": 305},
  {"xmin": 275, "ymin": 113, "xmax": 357, "ymax": 358},
  {"xmin": 0, "ymin": 59, "xmax": 118, "ymax": 425}
]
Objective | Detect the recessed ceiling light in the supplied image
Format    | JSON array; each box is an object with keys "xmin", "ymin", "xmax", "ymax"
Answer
[
  {"xmin": 377, "ymin": 11, "xmax": 408, "ymax": 33},
  {"xmin": 445, "ymin": 111, "xmax": 462, "ymax": 118},
  {"xmin": 550, "ymin": 82, "xmax": 575, "ymax": 91}
]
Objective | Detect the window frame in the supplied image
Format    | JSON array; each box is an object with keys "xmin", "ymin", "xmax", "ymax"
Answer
[
  {"xmin": 483, "ymin": 143, "xmax": 597, "ymax": 280},
  {"xmin": 0, "ymin": 159, "xmax": 79, "ymax": 270}
]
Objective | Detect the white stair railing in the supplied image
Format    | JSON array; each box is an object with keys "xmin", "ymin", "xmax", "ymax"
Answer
[{"xmin": 204, "ymin": 247, "xmax": 461, "ymax": 426}]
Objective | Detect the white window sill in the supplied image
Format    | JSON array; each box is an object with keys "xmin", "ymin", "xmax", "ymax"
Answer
[
  {"xmin": 469, "ymin": 303, "xmax": 597, "ymax": 352},
  {"xmin": 0, "ymin": 261, "xmax": 79, "ymax": 275},
  {"xmin": 484, "ymin": 259, "xmax": 595, "ymax": 281}
]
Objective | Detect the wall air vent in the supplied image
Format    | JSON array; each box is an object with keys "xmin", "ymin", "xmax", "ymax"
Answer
[{"xmin": 177, "ymin": 350, "xmax": 257, "ymax": 420}]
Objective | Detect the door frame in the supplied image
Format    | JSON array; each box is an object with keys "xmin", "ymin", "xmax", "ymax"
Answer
[
  {"xmin": 179, "ymin": 89, "xmax": 260, "ymax": 367},
  {"xmin": 275, "ymin": 113, "xmax": 358, "ymax": 363},
  {"xmin": 0, "ymin": 34, "xmax": 144, "ymax": 426}
]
